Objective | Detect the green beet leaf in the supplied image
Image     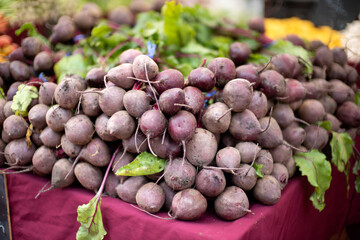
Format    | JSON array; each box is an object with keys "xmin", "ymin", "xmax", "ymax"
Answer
[
  {"xmin": 54, "ymin": 54, "xmax": 88, "ymax": 83},
  {"xmin": 116, "ymin": 151, "xmax": 167, "ymax": 176},
  {"xmin": 330, "ymin": 132, "xmax": 354, "ymax": 172},
  {"xmin": 317, "ymin": 121, "xmax": 332, "ymax": 132},
  {"xmin": 247, "ymin": 53, "xmax": 271, "ymax": 65},
  {"xmin": 11, "ymin": 84, "xmax": 38, "ymax": 117},
  {"xmin": 355, "ymin": 177, "xmax": 360, "ymax": 193},
  {"xmin": 76, "ymin": 193, "xmax": 106, "ymax": 240},
  {"xmin": 162, "ymin": 1, "xmax": 195, "ymax": 47},
  {"xmin": 355, "ymin": 92, "xmax": 360, "ymax": 106},
  {"xmin": 253, "ymin": 163, "xmax": 264, "ymax": 178},
  {"xmin": 0, "ymin": 88, "xmax": 4, "ymax": 99},
  {"xmin": 15, "ymin": 22, "xmax": 49, "ymax": 44},
  {"xmin": 294, "ymin": 150, "xmax": 332, "ymax": 211}
]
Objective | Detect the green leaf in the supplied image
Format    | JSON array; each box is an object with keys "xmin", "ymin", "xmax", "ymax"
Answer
[
  {"xmin": 181, "ymin": 41, "xmax": 215, "ymax": 56},
  {"xmin": 54, "ymin": 54, "xmax": 88, "ymax": 83},
  {"xmin": 330, "ymin": 132, "xmax": 354, "ymax": 172},
  {"xmin": 91, "ymin": 22, "xmax": 112, "ymax": 38},
  {"xmin": 76, "ymin": 194, "xmax": 106, "ymax": 240},
  {"xmin": 15, "ymin": 22, "xmax": 49, "ymax": 44},
  {"xmin": 253, "ymin": 163, "xmax": 264, "ymax": 178},
  {"xmin": 355, "ymin": 177, "xmax": 360, "ymax": 193},
  {"xmin": 247, "ymin": 53, "xmax": 271, "ymax": 65},
  {"xmin": 317, "ymin": 121, "xmax": 332, "ymax": 131},
  {"xmin": 11, "ymin": 84, "xmax": 38, "ymax": 117},
  {"xmin": 162, "ymin": 1, "xmax": 195, "ymax": 46},
  {"xmin": 355, "ymin": 92, "xmax": 360, "ymax": 107},
  {"xmin": 353, "ymin": 160, "xmax": 360, "ymax": 175},
  {"xmin": 0, "ymin": 88, "xmax": 5, "ymax": 99},
  {"xmin": 267, "ymin": 39, "xmax": 313, "ymax": 75},
  {"xmin": 116, "ymin": 151, "xmax": 167, "ymax": 176},
  {"xmin": 294, "ymin": 150, "xmax": 332, "ymax": 211}
]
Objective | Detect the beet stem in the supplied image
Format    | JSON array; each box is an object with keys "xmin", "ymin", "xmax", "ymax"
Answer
[
  {"xmin": 260, "ymin": 107, "xmax": 273, "ymax": 133},
  {"xmin": 34, "ymin": 181, "xmax": 53, "ymax": 199},
  {"xmin": 216, "ymin": 108, "xmax": 232, "ymax": 121},
  {"xmin": 173, "ymin": 103, "xmax": 192, "ymax": 108},
  {"xmin": 282, "ymin": 141, "xmax": 307, "ymax": 152},
  {"xmin": 2, "ymin": 166, "xmax": 34, "ymax": 174},
  {"xmin": 200, "ymin": 58, "xmax": 207, "ymax": 68},
  {"xmin": 112, "ymin": 149, "xmax": 126, "ymax": 171},
  {"xmin": 65, "ymin": 151, "xmax": 82, "ymax": 180},
  {"xmin": 161, "ymin": 128, "xmax": 167, "ymax": 145},
  {"xmin": 134, "ymin": 122, "xmax": 140, "ymax": 153},
  {"xmin": 294, "ymin": 117, "xmax": 310, "ymax": 126},
  {"xmin": 147, "ymin": 135, "xmax": 157, "ymax": 157},
  {"xmin": 257, "ymin": 56, "xmax": 272, "ymax": 74},
  {"xmin": 181, "ymin": 140, "xmax": 186, "ymax": 165},
  {"xmin": 127, "ymin": 76, "xmax": 161, "ymax": 84},
  {"xmin": 144, "ymin": 62, "xmax": 161, "ymax": 112},
  {"xmin": 130, "ymin": 204, "xmax": 175, "ymax": 220}
]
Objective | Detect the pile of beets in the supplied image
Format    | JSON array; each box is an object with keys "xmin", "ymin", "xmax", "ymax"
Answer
[{"xmin": 0, "ymin": 4, "xmax": 360, "ymax": 221}]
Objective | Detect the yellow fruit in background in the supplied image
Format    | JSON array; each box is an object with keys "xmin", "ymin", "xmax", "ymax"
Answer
[{"xmin": 265, "ymin": 17, "xmax": 343, "ymax": 49}]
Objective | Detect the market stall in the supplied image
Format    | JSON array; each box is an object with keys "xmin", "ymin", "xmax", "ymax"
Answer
[{"xmin": 1, "ymin": 1, "xmax": 360, "ymax": 240}]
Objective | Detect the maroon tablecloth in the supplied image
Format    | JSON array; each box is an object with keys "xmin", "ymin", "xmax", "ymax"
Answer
[{"xmin": 5, "ymin": 159, "xmax": 360, "ymax": 240}]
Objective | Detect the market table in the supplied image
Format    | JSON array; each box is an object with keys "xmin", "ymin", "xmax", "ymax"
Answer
[{"xmin": 5, "ymin": 136, "xmax": 360, "ymax": 240}]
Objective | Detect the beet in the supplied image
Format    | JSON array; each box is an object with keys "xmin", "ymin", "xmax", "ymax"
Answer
[
  {"xmin": 232, "ymin": 164, "xmax": 257, "ymax": 191},
  {"xmin": 195, "ymin": 168, "xmax": 226, "ymax": 198},
  {"xmin": 336, "ymin": 101, "xmax": 360, "ymax": 128},
  {"xmin": 33, "ymin": 52, "xmax": 54, "ymax": 72},
  {"xmin": 229, "ymin": 42, "xmax": 251, "ymax": 66},
  {"xmin": 85, "ymin": 68, "xmax": 106, "ymax": 88},
  {"xmin": 106, "ymin": 64, "xmax": 135, "ymax": 90},
  {"xmin": 107, "ymin": 110, "xmax": 136, "ymax": 140},
  {"xmin": 185, "ymin": 128, "xmax": 218, "ymax": 167},
  {"xmin": 259, "ymin": 70, "xmax": 286, "ymax": 97},
  {"xmin": 248, "ymin": 91, "xmax": 268, "ymax": 119},
  {"xmin": 216, "ymin": 147, "xmax": 241, "ymax": 173},
  {"xmin": 136, "ymin": 182, "xmax": 165, "ymax": 213},
  {"xmin": 119, "ymin": 49, "xmax": 142, "ymax": 64},
  {"xmin": 183, "ymin": 86, "xmax": 205, "ymax": 115},
  {"xmin": 253, "ymin": 175, "xmax": 281, "ymax": 205},
  {"xmin": 65, "ymin": 115, "xmax": 94, "ymax": 145},
  {"xmin": 123, "ymin": 90, "xmax": 151, "ymax": 118},
  {"xmin": 235, "ymin": 64, "xmax": 261, "ymax": 88},
  {"xmin": 188, "ymin": 67, "xmax": 215, "ymax": 92},
  {"xmin": 271, "ymin": 163, "xmax": 289, "ymax": 190},
  {"xmin": 214, "ymin": 186, "xmax": 250, "ymax": 220},
  {"xmin": 207, "ymin": 57, "xmax": 236, "ymax": 88},
  {"xmin": 9, "ymin": 61, "xmax": 30, "ymax": 82},
  {"xmin": 171, "ymin": 188, "xmax": 207, "ymax": 220},
  {"xmin": 303, "ymin": 125, "xmax": 329, "ymax": 150},
  {"xmin": 153, "ymin": 69, "xmax": 184, "ymax": 94},
  {"xmin": 298, "ymin": 99, "xmax": 325, "ymax": 124},
  {"xmin": 229, "ymin": 109, "xmax": 262, "ymax": 141},
  {"xmin": 201, "ymin": 102, "xmax": 231, "ymax": 134},
  {"xmin": 164, "ymin": 158, "xmax": 196, "ymax": 190},
  {"xmin": 235, "ymin": 141, "xmax": 261, "ymax": 164},
  {"xmin": 314, "ymin": 46, "xmax": 333, "ymax": 68},
  {"xmin": 223, "ymin": 78, "xmax": 253, "ymax": 112},
  {"xmin": 159, "ymin": 88, "xmax": 185, "ymax": 116}
]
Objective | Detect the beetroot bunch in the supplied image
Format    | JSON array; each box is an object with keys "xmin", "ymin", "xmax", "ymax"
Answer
[{"xmin": 1, "ymin": 16, "xmax": 360, "ymax": 222}]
